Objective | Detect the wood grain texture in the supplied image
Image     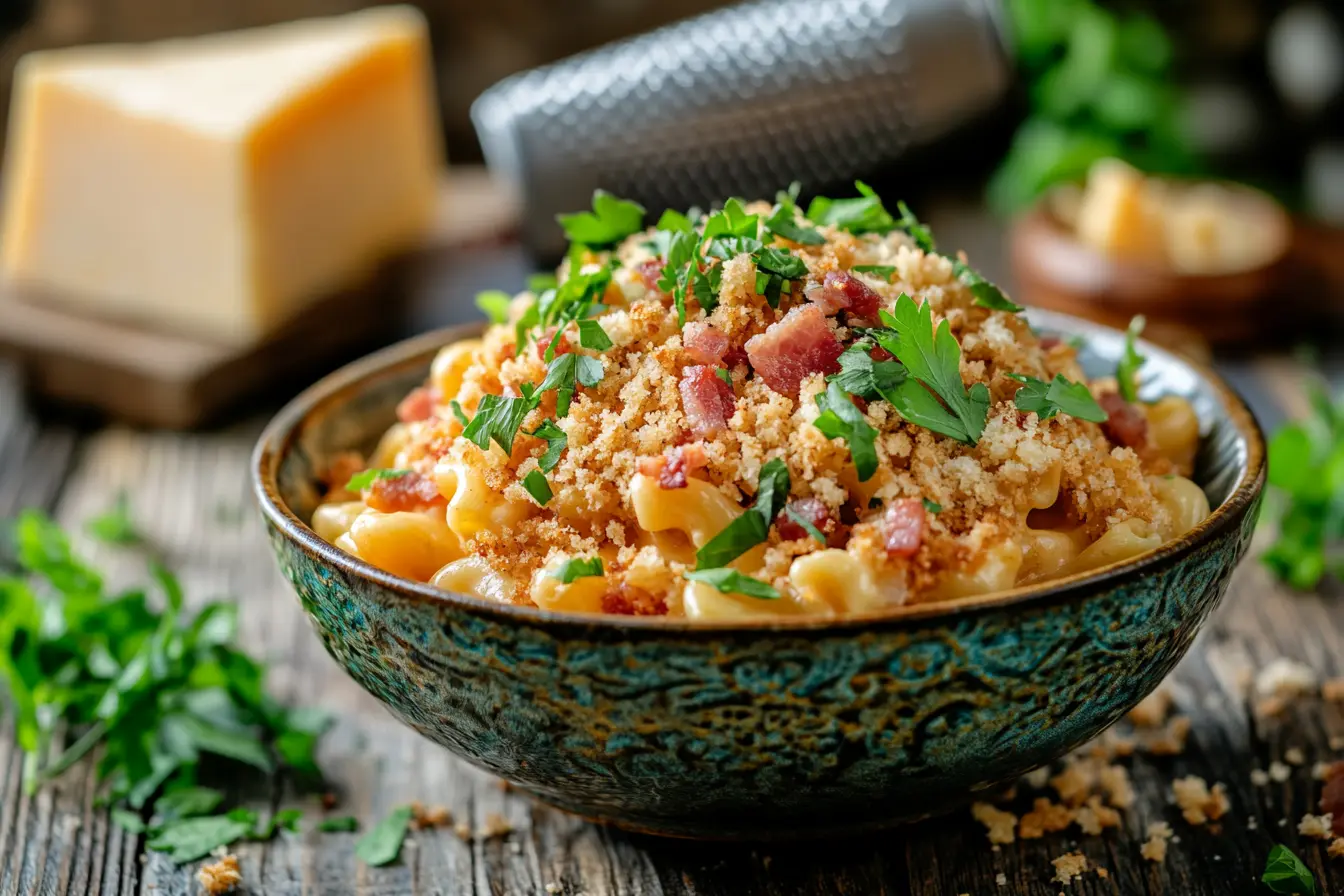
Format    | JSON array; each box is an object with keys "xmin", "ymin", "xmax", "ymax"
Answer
[{"xmin": 1, "ymin": 359, "xmax": 1342, "ymax": 895}]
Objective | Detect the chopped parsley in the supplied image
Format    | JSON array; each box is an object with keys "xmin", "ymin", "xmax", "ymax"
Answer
[
  {"xmin": 764, "ymin": 184, "xmax": 824, "ymax": 245},
  {"xmin": 538, "ymin": 353, "xmax": 603, "ymax": 418},
  {"xmin": 752, "ymin": 245, "xmax": 809, "ymax": 307},
  {"xmin": 521, "ymin": 470, "xmax": 553, "ymax": 505},
  {"xmin": 317, "ymin": 816, "xmax": 360, "ymax": 833},
  {"xmin": 952, "ymin": 258, "xmax": 1023, "ymax": 312},
  {"xmin": 923, "ymin": 498, "xmax": 942, "ymax": 513},
  {"xmin": 700, "ymin": 198, "xmax": 759, "ymax": 244},
  {"xmin": 86, "ymin": 492, "xmax": 144, "ymax": 545},
  {"xmin": 527, "ymin": 272, "xmax": 558, "ymax": 295},
  {"xmin": 851, "ymin": 264, "xmax": 896, "ymax": 279},
  {"xmin": 714, "ymin": 368, "xmax": 733, "ymax": 386},
  {"xmin": 1008, "ymin": 373, "xmax": 1107, "ymax": 422},
  {"xmin": 683, "ymin": 568, "xmax": 780, "ymax": 600},
  {"xmin": 529, "ymin": 420, "xmax": 567, "ymax": 472},
  {"xmin": 474, "ymin": 290, "xmax": 513, "ymax": 325},
  {"xmin": 461, "ymin": 387, "xmax": 538, "ymax": 453},
  {"xmin": 828, "ymin": 343, "xmax": 907, "ymax": 400},
  {"xmin": 356, "ymin": 805, "xmax": 414, "ymax": 867},
  {"xmin": 1118, "ymin": 315, "xmax": 1147, "ymax": 402},
  {"xmin": 813, "ymin": 380, "xmax": 879, "ymax": 481},
  {"xmin": 895, "ymin": 201, "xmax": 935, "ymax": 253},
  {"xmin": 556, "ymin": 190, "xmax": 645, "ymax": 248},
  {"xmin": 695, "ymin": 458, "xmax": 791, "ymax": 569},
  {"xmin": 805, "ymin": 180, "xmax": 895, "ymax": 235},
  {"xmin": 655, "ymin": 208, "xmax": 695, "ymax": 233},
  {"xmin": 1261, "ymin": 844, "xmax": 1316, "ymax": 895},
  {"xmin": 551, "ymin": 557, "xmax": 604, "ymax": 583},
  {"xmin": 345, "ymin": 468, "xmax": 410, "ymax": 492},
  {"xmin": 577, "ymin": 319, "xmax": 613, "ymax": 351},
  {"xmin": 449, "ymin": 400, "xmax": 470, "ymax": 427},
  {"xmin": 784, "ymin": 506, "xmax": 827, "ymax": 544}
]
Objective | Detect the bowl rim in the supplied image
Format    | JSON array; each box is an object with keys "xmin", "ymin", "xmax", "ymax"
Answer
[{"xmin": 252, "ymin": 309, "xmax": 1266, "ymax": 635}]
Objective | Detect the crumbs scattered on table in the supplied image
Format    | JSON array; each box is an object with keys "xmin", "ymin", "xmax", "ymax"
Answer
[
  {"xmin": 1141, "ymin": 822, "xmax": 1173, "ymax": 863},
  {"xmin": 972, "ymin": 802, "xmax": 1019, "ymax": 844},
  {"xmin": 1251, "ymin": 768, "xmax": 1270, "ymax": 787},
  {"xmin": 1298, "ymin": 813, "xmax": 1333, "ymax": 839},
  {"xmin": 1323, "ymin": 678, "xmax": 1344, "ymax": 702},
  {"xmin": 1171, "ymin": 776, "xmax": 1230, "ymax": 826},
  {"xmin": 410, "ymin": 801, "xmax": 453, "ymax": 829},
  {"xmin": 1254, "ymin": 658, "xmax": 1319, "ymax": 715},
  {"xmin": 995, "ymin": 872, "xmax": 1008, "ymax": 887},
  {"xmin": 1019, "ymin": 798, "xmax": 1074, "ymax": 839},
  {"xmin": 453, "ymin": 820, "xmax": 472, "ymax": 841},
  {"xmin": 1314, "ymin": 762, "xmax": 1333, "ymax": 781},
  {"xmin": 1269, "ymin": 761, "xmax": 1292, "ymax": 783},
  {"xmin": 1284, "ymin": 746, "xmax": 1306, "ymax": 766},
  {"xmin": 197, "ymin": 854, "xmax": 241, "ymax": 895},
  {"xmin": 1050, "ymin": 852, "xmax": 1089, "ymax": 885},
  {"xmin": 1329, "ymin": 838, "xmax": 1344, "ymax": 859},
  {"xmin": 496, "ymin": 779, "xmax": 514, "ymax": 792},
  {"xmin": 1126, "ymin": 688, "xmax": 1172, "ymax": 728},
  {"xmin": 1248, "ymin": 816, "xmax": 1258, "ymax": 830},
  {"xmin": 545, "ymin": 884, "xmax": 562, "ymax": 895},
  {"xmin": 481, "ymin": 812, "xmax": 513, "ymax": 839}
]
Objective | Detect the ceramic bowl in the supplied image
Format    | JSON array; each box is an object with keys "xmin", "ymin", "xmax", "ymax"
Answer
[{"xmin": 252, "ymin": 310, "xmax": 1264, "ymax": 840}]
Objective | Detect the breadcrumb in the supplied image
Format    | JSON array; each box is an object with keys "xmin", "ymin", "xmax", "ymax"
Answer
[
  {"xmin": 453, "ymin": 820, "xmax": 472, "ymax": 841},
  {"xmin": 1051, "ymin": 852, "xmax": 1089, "ymax": 885},
  {"xmin": 1250, "ymin": 768, "xmax": 1270, "ymax": 787},
  {"xmin": 1328, "ymin": 838, "xmax": 1344, "ymax": 859},
  {"xmin": 1299, "ymin": 813, "xmax": 1334, "ymax": 839},
  {"xmin": 1314, "ymin": 762, "xmax": 1333, "ymax": 781},
  {"xmin": 1255, "ymin": 659, "xmax": 1318, "ymax": 715},
  {"xmin": 1098, "ymin": 763, "xmax": 1135, "ymax": 810},
  {"xmin": 1143, "ymin": 716, "xmax": 1191, "ymax": 756},
  {"xmin": 996, "ymin": 872, "xmax": 1008, "ymax": 886},
  {"xmin": 480, "ymin": 812, "xmax": 513, "ymax": 839},
  {"xmin": 196, "ymin": 854, "xmax": 242, "ymax": 895},
  {"xmin": 1269, "ymin": 760, "xmax": 1292, "ymax": 782},
  {"xmin": 1023, "ymin": 766, "xmax": 1052, "ymax": 790},
  {"xmin": 971, "ymin": 802, "xmax": 1019, "ymax": 845},
  {"xmin": 1127, "ymin": 689, "xmax": 1173, "ymax": 727},
  {"xmin": 1019, "ymin": 798, "xmax": 1073, "ymax": 839},
  {"xmin": 1284, "ymin": 747, "xmax": 1306, "ymax": 766},
  {"xmin": 1171, "ymin": 776, "xmax": 1229, "ymax": 826},
  {"xmin": 1323, "ymin": 678, "xmax": 1344, "ymax": 702},
  {"xmin": 1141, "ymin": 822, "xmax": 1173, "ymax": 862},
  {"xmin": 1075, "ymin": 796, "xmax": 1122, "ymax": 835},
  {"xmin": 410, "ymin": 801, "xmax": 453, "ymax": 829}
]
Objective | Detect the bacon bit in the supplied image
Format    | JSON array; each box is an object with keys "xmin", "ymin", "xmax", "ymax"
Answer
[
  {"xmin": 744, "ymin": 304, "xmax": 844, "ymax": 397},
  {"xmin": 1320, "ymin": 762, "xmax": 1344, "ymax": 835},
  {"xmin": 883, "ymin": 498, "xmax": 926, "ymax": 557},
  {"xmin": 683, "ymin": 321, "xmax": 730, "ymax": 365},
  {"xmin": 321, "ymin": 792, "xmax": 339, "ymax": 809},
  {"xmin": 365, "ymin": 471, "xmax": 444, "ymax": 513},
  {"xmin": 396, "ymin": 386, "xmax": 436, "ymax": 423},
  {"xmin": 723, "ymin": 345, "xmax": 750, "ymax": 369},
  {"xmin": 535, "ymin": 327, "xmax": 573, "ymax": 361},
  {"xmin": 804, "ymin": 271, "xmax": 881, "ymax": 320},
  {"xmin": 638, "ymin": 444, "xmax": 708, "ymax": 489},
  {"xmin": 322, "ymin": 451, "xmax": 366, "ymax": 493},
  {"xmin": 601, "ymin": 584, "xmax": 668, "ymax": 616},
  {"xmin": 679, "ymin": 365, "xmax": 737, "ymax": 437},
  {"xmin": 635, "ymin": 258, "xmax": 666, "ymax": 293},
  {"xmin": 1039, "ymin": 336, "xmax": 1061, "ymax": 350},
  {"xmin": 870, "ymin": 345, "xmax": 894, "ymax": 362},
  {"xmin": 775, "ymin": 497, "xmax": 841, "ymax": 544},
  {"xmin": 1098, "ymin": 392, "xmax": 1148, "ymax": 449}
]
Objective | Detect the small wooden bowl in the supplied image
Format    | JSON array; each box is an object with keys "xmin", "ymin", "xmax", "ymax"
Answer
[{"xmin": 1010, "ymin": 186, "xmax": 1292, "ymax": 348}]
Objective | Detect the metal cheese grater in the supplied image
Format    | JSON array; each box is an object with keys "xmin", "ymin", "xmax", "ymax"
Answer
[{"xmin": 471, "ymin": 0, "xmax": 1013, "ymax": 257}]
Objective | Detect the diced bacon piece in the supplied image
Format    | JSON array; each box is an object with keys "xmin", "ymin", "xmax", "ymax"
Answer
[
  {"xmin": 804, "ymin": 271, "xmax": 881, "ymax": 320},
  {"xmin": 396, "ymin": 387, "xmax": 436, "ymax": 424},
  {"xmin": 679, "ymin": 365, "xmax": 736, "ymax": 437},
  {"xmin": 870, "ymin": 345, "xmax": 894, "ymax": 362},
  {"xmin": 883, "ymin": 498, "xmax": 926, "ymax": 557},
  {"xmin": 1039, "ymin": 336, "xmax": 1061, "ymax": 350},
  {"xmin": 602, "ymin": 584, "xmax": 668, "ymax": 616},
  {"xmin": 636, "ymin": 259, "xmax": 666, "ymax": 293},
  {"xmin": 1099, "ymin": 392, "xmax": 1149, "ymax": 449},
  {"xmin": 535, "ymin": 327, "xmax": 572, "ymax": 361},
  {"xmin": 1321, "ymin": 762, "xmax": 1344, "ymax": 835},
  {"xmin": 637, "ymin": 444, "xmax": 708, "ymax": 489},
  {"xmin": 774, "ymin": 494, "xmax": 833, "ymax": 542},
  {"xmin": 744, "ymin": 304, "xmax": 843, "ymax": 397},
  {"xmin": 365, "ymin": 471, "xmax": 444, "ymax": 513},
  {"xmin": 683, "ymin": 321, "xmax": 730, "ymax": 365},
  {"xmin": 323, "ymin": 451, "xmax": 366, "ymax": 493}
]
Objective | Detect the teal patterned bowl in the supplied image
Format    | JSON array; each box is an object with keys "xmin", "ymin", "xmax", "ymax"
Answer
[{"xmin": 251, "ymin": 311, "xmax": 1264, "ymax": 840}]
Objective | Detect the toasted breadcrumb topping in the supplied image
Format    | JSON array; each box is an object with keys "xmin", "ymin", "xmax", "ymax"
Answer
[
  {"xmin": 197, "ymin": 854, "xmax": 242, "ymax": 895},
  {"xmin": 1051, "ymin": 852, "xmax": 1089, "ymax": 885},
  {"xmin": 1141, "ymin": 822, "xmax": 1174, "ymax": 862}
]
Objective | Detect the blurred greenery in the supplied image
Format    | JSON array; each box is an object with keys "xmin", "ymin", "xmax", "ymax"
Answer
[{"xmin": 988, "ymin": 0, "xmax": 1200, "ymax": 213}]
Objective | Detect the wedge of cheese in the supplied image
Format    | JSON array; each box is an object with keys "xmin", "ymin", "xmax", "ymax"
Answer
[{"xmin": 1, "ymin": 6, "xmax": 442, "ymax": 344}]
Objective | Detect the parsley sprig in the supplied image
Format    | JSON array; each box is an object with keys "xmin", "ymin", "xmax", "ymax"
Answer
[
  {"xmin": 683, "ymin": 568, "xmax": 780, "ymax": 600},
  {"xmin": 556, "ymin": 190, "xmax": 646, "ymax": 248},
  {"xmin": 551, "ymin": 557, "xmax": 604, "ymax": 583},
  {"xmin": 695, "ymin": 458, "xmax": 791, "ymax": 569},
  {"xmin": 1261, "ymin": 844, "xmax": 1317, "ymax": 895},
  {"xmin": 1118, "ymin": 315, "xmax": 1147, "ymax": 402},
  {"xmin": 1008, "ymin": 373, "xmax": 1106, "ymax": 422},
  {"xmin": 814, "ymin": 380, "xmax": 880, "ymax": 481}
]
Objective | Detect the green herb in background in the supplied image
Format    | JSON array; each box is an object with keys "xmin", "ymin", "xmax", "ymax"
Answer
[
  {"xmin": 356, "ymin": 805, "xmax": 414, "ymax": 867},
  {"xmin": 317, "ymin": 816, "xmax": 360, "ymax": 833},
  {"xmin": 86, "ymin": 492, "xmax": 144, "ymax": 546},
  {"xmin": 0, "ymin": 510, "xmax": 332, "ymax": 863},
  {"xmin": 1261, "ymin": 379, "xmax": 1344, "ymax": 590},
  {"xmin": 989, "ymin": 0, "xmax": 1197, "ymax": 213},
  {"xmin": 1261, "ymin": 844, "xmax": 1317, "ymax": 895}
]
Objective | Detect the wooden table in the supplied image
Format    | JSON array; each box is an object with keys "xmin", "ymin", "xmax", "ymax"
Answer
[{"xmin": 1, "ymin": 218, "xmax": 1341, "ymax": 896}]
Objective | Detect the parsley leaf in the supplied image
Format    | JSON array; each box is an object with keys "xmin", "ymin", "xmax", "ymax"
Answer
[
  {"xmin": 700, "ymin": 198, "xmax": 759, "ymax": 244},
  {"xmin": 318, "ymin": 816, "xmax": 360, "ymax": 832},
  {"xmin": 684, "ymin": 568, "xmax": 780, "ymax": 600},
  {"xmin": 852, "ymin": 264, "xmax": 896, "ymax": 279},
  {"xmin": 828, "ymin": 344, "xmax": 907, "ymax": 400},
  {"xmin": 345, "ymin": 469, "xmax": 410, "ymax": 492},
  {"xmin": 538, "ymin": 354, "xmax": 603, "ymax": 418},
  {"xmin": 152, "ymin": 786, "xmax": 225, "ymax": 821},
  {"xmin": 356, "ymin": 805, "xmax": 414, "ymax": 867},
  {"xmin": 655, "ymin": 208, "xmax": 694, "ymax": 233},
  {"xmin": 527, "ymin": 272, "xmax": 557, "ymax": 295},
  {"xmin": 895, "ymin": 201, "xmax": 936, "ymax": 253},
  {"xmin": 754, "ymin": 246, "xmax": 808, "ymax": 280},
  {"xmin": 556, "ymin": 190, "xmax": 645, "ymax": 247},
  {"xmin": 805, "ymin": 181, "xmax": 896, "ymax": 235},
  {"xmin": 714, "ymin": 368, "xmax": 733, "ymax": 386},
  {"xmin": 1118, "ymin": 315, "xmax": 1147, "ymax": 402},
  {"xmin": 881, "ymin": 294, "xmax": 990, "ymax": 444},
  {"xmin": 529, "ymin": 420, "xmax": 567, "ymax": 472},
  {"xmin": 111, "ymin": 808, "xmax": 145, "ymax": 833},
  {"xmin": 695, "ymin": 458, "xmax": 791, "ymax": 569},
  {"xmin": 148, "ymin": 809, "xmax": 258, "ymax": 863},
  {"xmin": 1008, "ymin": 373, "xmax": 1107, "ymax": 422},
  {"xmin": 513, "ymin": 299, "xmax": 540, "ymax": 357},
  {"xmin": 923, "ymin": 498, "xmax": 942, "ymax": 513},
  {"xmin": 813, "ymin": 380, "xmax": 879, "ymax": 481},
  {"xmin": 952, "ymin": 258, "xmax": 1023, "ymax": 312},
  {"xmin": 783, "ymin": 506, "xmax": 827, "ymax": 544},
  {"xmin": 577, "ymin": 319, "xmax": 613, "ymax": 351},
  {"xmin": 521, "ymin": 470, "xmax": 553, "ymax": 506},
  {"xmin": 1262, "ymin": 844, "xmax": 1317, "ymax": 895},
  {"xmin": 551, "ymin": 557, "xmax": 604, "ymax": 583},
  {"xmin": 449, "ymin": 400, "xmax": 470, "ymax": 427},
  {"xmin": 461, "ymin": 388, "xmax": 538, "ymax": 453},
  {"xmin": 764, "ymin": 203, "xmax": 824, "ymax": 245},
  {"xmin": 86, "ymin": 492, "xmax": 143, "ymax": 546},
  {"xmin": 474, "ymin": 290, "xmax": 513, "ymax": 325}
]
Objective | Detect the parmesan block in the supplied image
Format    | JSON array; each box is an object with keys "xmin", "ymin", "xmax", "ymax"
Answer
[{"xmin": 1, "ymin": 6, "xmax": 442, "ymax": 344}]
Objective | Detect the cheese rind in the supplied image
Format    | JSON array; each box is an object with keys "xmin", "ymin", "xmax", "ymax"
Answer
[{"xmin": 1, "ymin": 6, "xmax": 442, "ymax": 344}]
